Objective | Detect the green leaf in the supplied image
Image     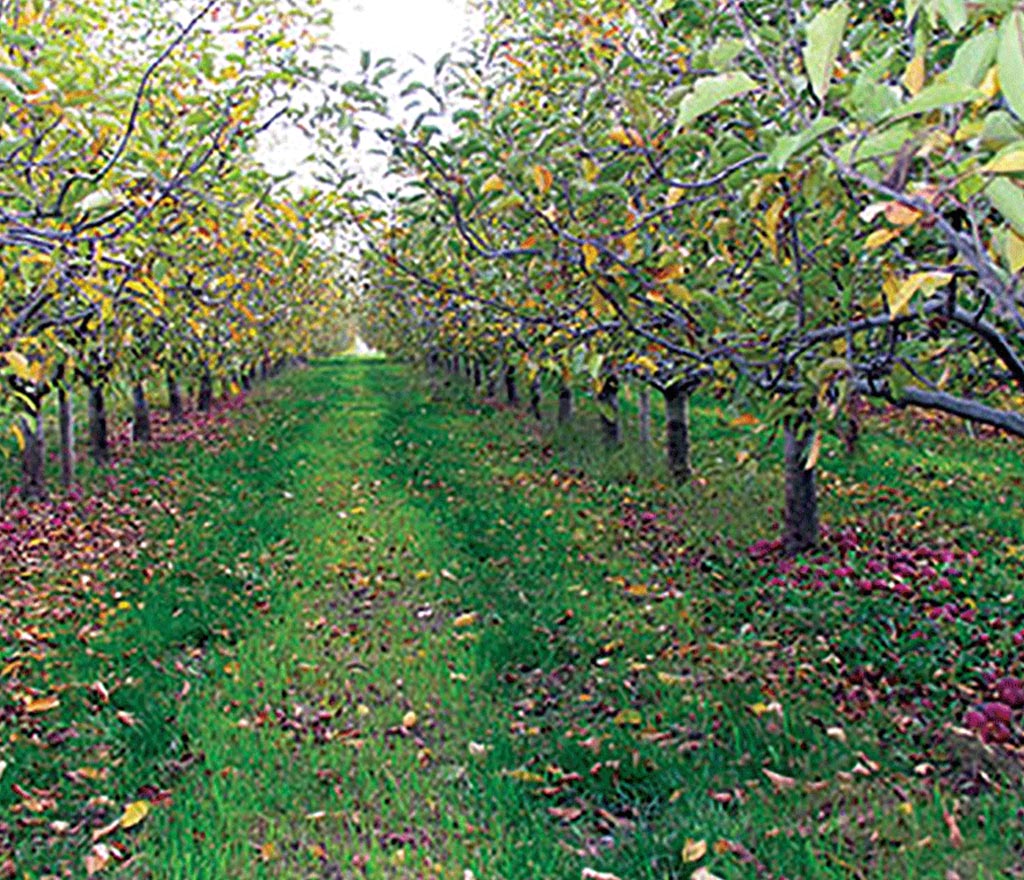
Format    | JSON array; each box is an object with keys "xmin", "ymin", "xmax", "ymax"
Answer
[
  {"xmin": 889, "ymin": 81, "xmax": 981, "ymax": 119},
  {"xmin": 674, "ymin": 72, "xmax": 758, "ymax": 132},
  {"xmin": 769, "ymin": 117, "xmax": 839, "ymax": 169},
  {"xmin": 988, "ymin": 178, "xmax": 1024, "ymax": 236},
  {"xmin": 804, "ymin": 2, "xmax": 850, "ymax": 101},
  {"xmin": 947, "ymin": 30, "xmax": 997, "ymax": 87},
  {"xmin": 998, "ymin": 12, "xmax": 1024, "ymax": 123},
  {"xmin": 936, "ymin": 0, "xmax": 967, "ymax": 33}
]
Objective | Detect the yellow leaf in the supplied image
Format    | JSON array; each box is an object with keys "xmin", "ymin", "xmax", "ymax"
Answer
[
  {"xmin": 582, "ymin": 158, "xmax": 599, "ymax": 182},
  {"xmin": 10, "ymin": 424, "xmax": 25, "ymax": 453},
  {"xmin": 979, "ymin": 64, "xmax": 999, "ymax": 100},
  {"xmin": 888, "ymin": 271, "xmax": 954, "ymax": 317},
  {"xmin": 981, "ymin": 150, "xmax": 1024, "ymax": 174},
  {"xmin": 682, "ymin": 838, "xmax": 708, "ymax": 863},
  {"xmin": 242, "ymin": 201, "xmax": 259, "ymax": 231},
  {"xmin": 2, "ymin": 351, "xmax": 34, "ymax": 382},
  {"xmin": 884, "ymin": 201, "xmax": 923, "ymax": 226},
  {"xmin": 402, "ymin": 710, "xmax": 418, "ymax": 729},
  {"xmin": 533, "ymin": 164, "xmax": 553, "ymax": 194},
  {"xmin": 865, "ymin": 228, "xmax": 901, "ymax": 249},
  {"xmin": 582, "ymin": 243, "xmax": 599, "ymax": 271},
  {"xmin": 730, "ymin": 413, "xmax": 759, "ymax": 428},
  {"xmin": 453, "ymin": 611, "xmax": 478, "ymax": 627},
  {"xmin": 609, "ymin": 126, "xmax": 643, "ymax": 147},
  {"xmin": 805, "ymin": 432, "xmax": 822, "ymax": 470},
  {"xmin": 666, "ymin": 186, "xmax": 686, "ymax": 207},
  {"xmin": 761, "ymin": 195, "xmax": 786, "ymax": 261},
  {"xmin": 613, "ymin": 708, "xmax": 642, "ymax": 726},
  {"xmin": 1005, "ymin": 229, "xmax": 1024, "ymax": 272},
  {"xmin": 259, "ymin": 841, "xmax": 279, "ymax": 862},
  {"xmin": 481, "ymin": 174, "xmax": 505, "ymax": 194},
  {"xmin": 120, "ymin": 800, "xmax": 150, "ymax": 829},
  {"xmin": 506, "ymin": 768, "xmax": 545, "ymax": 783},
  {"xmin": 903, "ymin": 56, "xmax": 925, "ymax": 96},
  {"xmin": 25, "ymin": 694, "xmax": 60, "ymax": 714}
]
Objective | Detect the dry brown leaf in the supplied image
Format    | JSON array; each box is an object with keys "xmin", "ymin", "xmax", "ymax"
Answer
[
  {"xmin": 762, "ymin": 769, "xmax": 797, "ymax": 792},
  {"xmin": 25, "ymin": 695, "xmax": 60, "ymax": 714},
  {"xmin": 943, "ymin": 809, "xmax": 963, "ymax": 849}
]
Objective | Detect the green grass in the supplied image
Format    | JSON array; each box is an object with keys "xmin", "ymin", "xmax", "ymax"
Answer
[{"xmin": 3, "ymin": 359, "xmax": 1022, "ymax": 878}]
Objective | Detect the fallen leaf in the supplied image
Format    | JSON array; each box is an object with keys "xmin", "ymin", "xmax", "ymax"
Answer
[
  {"xmin": 582, "ymin": 869, "xmax": 623, "ymax": 880},
  {"xmin": 120, "ymin": 800, "xmax": 150, "ymax": 829},
  {"xmin": 682, "ymin": 838, "xmax": 708, "ymax": 863},
  {"xmin": 943, "ymin": 809, "xmax": 963, "ymax": 849},
  {"xmin": 762, "ymin": 769, "xmax": 797, "ymax": 792},
  {"xmin": 85, "ymin": 844, "xmax": 112, "ymax": 875},
  {"xmin": 402, "ymin": 710, "xmax": 417, "ymax": 729},
  {"xmin": 25, "ymin": 695, "xmax": 60, "ymax": 714}
]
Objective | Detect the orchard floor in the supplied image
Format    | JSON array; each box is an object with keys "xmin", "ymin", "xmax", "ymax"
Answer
[{"xmin": 4, "ymin": 359, "xmax": 1023, "ymax": 879}]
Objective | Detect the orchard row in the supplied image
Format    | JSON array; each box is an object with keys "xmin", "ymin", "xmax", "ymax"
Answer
[
  {"xmin": 0, "ymin": 0, "xmax": 356, "ymax": 499},
  {"xmin": 353, "ymin": 0, "xmax": 1024, "ymax": 554}
]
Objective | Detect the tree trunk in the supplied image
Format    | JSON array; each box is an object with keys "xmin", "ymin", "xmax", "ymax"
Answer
[
  {"xmin": 198, "ymin": 371, "xmax": 213, "ymax": 412},
  {"xmin": 58, "ymin": 384, "xmax": 74, "ymax": 490},
  {"xmin": 486, "ymin": 365, "xmax": 498, "ymax": 397},
  {"xmin": 783, "ymin": 420, "xmax": 820, "ymax": 556},
  {"xmin": 597, "ymin": 375, "xmax": 621, "ymax": 446},
  {"xmin": 167, "ymin": 372, "xmax": 185, "ymax": 422},
  {"xmin": 638, "ymin": 386, "xmax": 652, "ymax": 447},
  {"xmin": 20, "ymin": 410, "xmax": 46, "ymax": 501},
  {"xmin": 241, "ymin": 370, "xmax": 252, "ymax": 392},
  {"xmin": 88, "ymin": 384, "xmax": 110, "ymax": 465},
  {"xmin": 505, "ymin": 365, "xmax": 519, "ymax": 406},
  {"xmin": 260, "ymin": 356, "xmax": 270, "ymax": 381},
  {"xmin": 529, "ymin": 376, "xmax": 542, "ymax": 420},
  {"xmin": 558, "ymin": 385, "xmax": 573, "ymax": 425},
  {"xmin": 473, "ymin": 360, "xmax": 482, "ymax": 388},
  {"xmin": 132, "ymin": 381, "xmax": 151, "ymax": 443},
  {"xmin": 664, "ymin": 383, "xmax": 692, "ymax": 482}
]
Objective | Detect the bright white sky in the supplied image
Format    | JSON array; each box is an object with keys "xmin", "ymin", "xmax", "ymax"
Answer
[{"xmin": 258, "ymin": 0, "xmax": 476, "ymax": 186}]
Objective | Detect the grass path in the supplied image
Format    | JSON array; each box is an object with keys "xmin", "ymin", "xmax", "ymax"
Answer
[{"xmin": 12, "ymin": 359, "xmax": 1017, "ymax": 878}]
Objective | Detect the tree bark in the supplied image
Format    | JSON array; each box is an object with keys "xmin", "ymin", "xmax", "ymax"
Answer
[
  {"xmin": 198, "ymin": 371, "xmax": 214, "ymax": 412},
  {"xmin": 167, "ymin": 372, "xmax": 185, "ymax": 422},
  {"xmin": 529, "ymin": 376, "xmax": 542, "ymax": 420},
  {"xmin": 783, "ymin": 420, "xmax": 820, "ymax": 556},
  {"xmin": 504, "ymin": 365, "xmax": 519, "ymax": 406},
  {"xmin": 20, "ymin": 410, "xmax": 46, "ymax": 501},
  {"xmin": 486, "ymin": 365, "xmax": 498, "ymax": 397},
  {"xmin": 132, "ymin": 381, "xmax": 151, "ymax": 442},
  {"xmin": 638, "ymin": 386, "xmax": 652, "ymax": 447},
  {"xmin": 663, "ymin": 383, "xmax": 692, "ymax": 482},
  {"xmin": 58, "ymin": 383, "xmax": 74, "ymax": 490},
  {"xmin": 88, "ymin": 384, "xmax": 110, "ymax": 465},
  {"xmin": 473, "ymin": 360, "xmax": 482, "ymax": 388},
  {"xmin": 558, "ymin": 385, "xmax": 573, "ymax": 425},
  {"xmin": 597, "ymin": 375, "xmax": 622, "ymax": 446}
]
